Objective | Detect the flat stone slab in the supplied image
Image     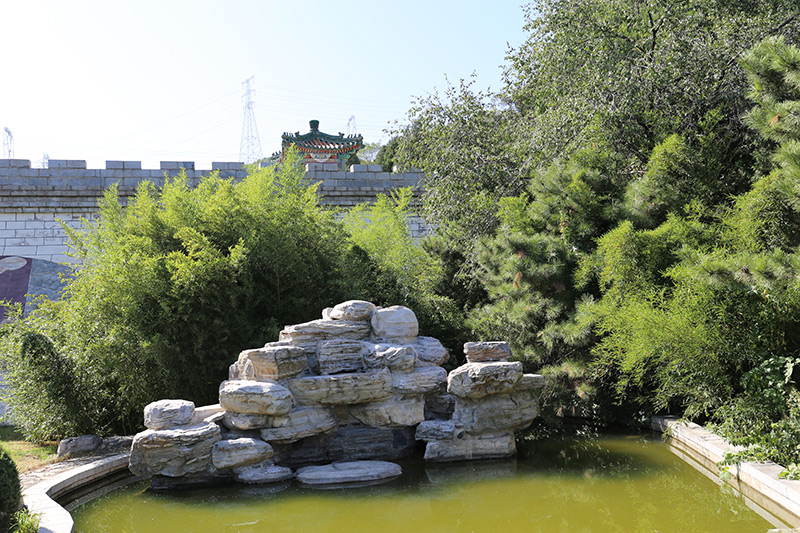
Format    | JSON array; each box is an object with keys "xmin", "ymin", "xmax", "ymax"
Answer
[
  {"xmin": 287, "ymin": 371, "xmax": 391, "ymax": 405},
  {"xmin": 295, "ymin": 460, "xmax": 402, "ymax": 487},
  {"xmin": 464, "ymin": 341, "xmax": 512, "ymax": 363},
  {"xmin": 234, "ymin": 463, "xmax": 295, "ymax": 485}
]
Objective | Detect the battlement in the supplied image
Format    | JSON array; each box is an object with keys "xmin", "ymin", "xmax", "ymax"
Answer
[{"xmin": 0, "ymin": 158, "xmax": 427, "ymax": 263}]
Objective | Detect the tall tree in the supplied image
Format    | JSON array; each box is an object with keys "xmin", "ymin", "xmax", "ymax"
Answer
[{"xmin": 397, "ymin": 1, "xmax": 800, "ymax": 243}]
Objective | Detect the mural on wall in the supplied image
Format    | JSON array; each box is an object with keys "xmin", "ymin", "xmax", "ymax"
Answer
[
  {"xmin": 0, "ymin": 256, "xmax": 32, "ymax": 322},
  {"xmin": 0, "ymin": 255, "xmax": 71, "ymax": 322}
]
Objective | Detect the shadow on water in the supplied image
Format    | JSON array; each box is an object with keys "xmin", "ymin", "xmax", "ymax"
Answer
[{"xmin": 72, "ymin": 433, "xmax": 787, "ymax": 533}]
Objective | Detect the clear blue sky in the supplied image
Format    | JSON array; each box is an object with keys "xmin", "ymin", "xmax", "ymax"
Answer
[{"xmin": 0, "ymin": 1, "xmax": 529, "ymax": 169}]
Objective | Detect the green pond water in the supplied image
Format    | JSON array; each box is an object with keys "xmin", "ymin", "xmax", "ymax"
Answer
[{"xmin": 72, "ymin": 434, "xmax": 783, "ymax": 533}]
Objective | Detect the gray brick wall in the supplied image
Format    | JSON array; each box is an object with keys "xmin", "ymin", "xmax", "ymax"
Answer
[{"xmin": 0, "ymin": 159, "xmax": 428, "ymax": 262}]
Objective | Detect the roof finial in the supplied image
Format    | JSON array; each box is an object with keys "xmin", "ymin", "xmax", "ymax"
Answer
[{"xmin": 309, "ymin": 120, "xmax": 320, "ymax": 132}]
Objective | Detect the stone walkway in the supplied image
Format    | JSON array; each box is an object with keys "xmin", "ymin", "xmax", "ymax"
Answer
[{"xmin": 20, "ymin": 436, "xmax": 133, "ymax": 490}]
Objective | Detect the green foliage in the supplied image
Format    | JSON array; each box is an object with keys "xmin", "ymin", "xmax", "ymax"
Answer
[
  {"xmin": 0, "ymin": 444, "xmax": 21, "ymax": 532},
  {"xmin": 394, "ymin": 78, "xmax": 523, "ymax": 249},
  {"xmin": 780, "ymin": 463, "xmax": 800, "ymax": 480},
  {"xmin": 742, "ymin": 35, "xmax": 800, "ymax": 147},
  {"xmin": 344, "ymin": 189, "xmax": 432, "ymax": 301},
  {"xmin": 0, "ymin": 149, "xmax": 374, "ymax": 437},
  {"xmin": 10, "ymin": 509, "xmax": 39, "ymax": 533},
  {"xmin": 374, "ymin": 137, "xmax": 400, "ymax": 172},
  {"xmin": 589, "ymin": 215, "xmax": 800, "ymax": 419},
  {"xmin": 442, "ymin": 15, "xmax": 800, "ymax": 433},
  {"xmin": 343, "ymin": 188, "xmax": 466, "ymax": 359},
  {"xmin": 0, "ymin": 322, "xmax": 97, "ymax": 441},
  {"xmin": 393, "ymin": 1, "xmax": 795, "ymax": 260},
  {"xmin": 584, "ymin": 37, "xmax": 800, "ymax": 466},
  {"xmin": 724, "ymin": 170, "xmax": 800, "ymax": 251},
  {"xmin": 714, "ymin": 389, "xmax": 800, "ymax": 480},
  {"xmin": 506, "ymin": 1, "xmax": 797, "ymax": 164}
]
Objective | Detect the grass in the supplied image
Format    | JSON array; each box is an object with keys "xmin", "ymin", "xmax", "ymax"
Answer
[{"xmin": 0, "ymin": 426, "xmax": 58, "ymax": 472}]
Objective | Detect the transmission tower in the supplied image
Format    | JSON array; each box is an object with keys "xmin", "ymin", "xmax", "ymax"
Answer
[
  {"xmin": 239, "ymin": 76, "xmax": 263, "ymax": 164},
  {"xmin": 347, "ymin": 115, "xmax": 357, "ymax": 136},
  {"xmin": 3, "ymin": 127, "xmax": 13, "ymax": 159}
]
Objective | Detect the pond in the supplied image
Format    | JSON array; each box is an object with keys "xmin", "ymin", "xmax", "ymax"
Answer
[{"xmin": 71, "ymin": 433, "xmax": 784, "ymax": 532}]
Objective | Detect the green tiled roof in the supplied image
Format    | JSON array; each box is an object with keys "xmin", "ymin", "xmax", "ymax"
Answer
[{"xmin": 281, "ymin": 120, "xmax": 363, "ymax": 154}]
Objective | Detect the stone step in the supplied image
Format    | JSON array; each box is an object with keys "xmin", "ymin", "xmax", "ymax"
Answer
[{"xmin": 295, "ymin": 460, "xmax": 402, "ymax": 488}]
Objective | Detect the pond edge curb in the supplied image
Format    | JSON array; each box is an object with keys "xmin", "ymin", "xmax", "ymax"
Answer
[
  {"xmin": 652, "ymin": 415, "xmax": 800, "ymax": 529},
  {"xmin": 22, "ymin": 452, "xmax": 131, "ymax": 533}
]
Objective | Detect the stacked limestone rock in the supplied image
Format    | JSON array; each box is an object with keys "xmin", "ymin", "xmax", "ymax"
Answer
[
  {"xmin": 128, "ymin": 301, "xmax": 543, "ymax": 487},
  {"xmin": 416, "ymin": 341, "xmax": 544, "ymax": 461}
]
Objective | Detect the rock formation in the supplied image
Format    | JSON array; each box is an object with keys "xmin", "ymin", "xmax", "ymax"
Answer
[{"xmin": 129, "ymin": 302, "xmax": 543, "ymax": 488}]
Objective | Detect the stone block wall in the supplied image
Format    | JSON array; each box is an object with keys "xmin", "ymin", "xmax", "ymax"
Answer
[{"xmin": 0, "ymin": 159, "xmax": 427, "ymax": 263}]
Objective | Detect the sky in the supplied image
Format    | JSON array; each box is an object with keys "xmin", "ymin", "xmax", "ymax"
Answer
[{"xmin": 0, "ymin": 1, "xmax": 530, "ymax": 170}]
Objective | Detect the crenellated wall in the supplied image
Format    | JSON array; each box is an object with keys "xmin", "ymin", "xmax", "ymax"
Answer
[{"xmin": 0, "ymin": 159, "xmax": 427, "ymax": 263}]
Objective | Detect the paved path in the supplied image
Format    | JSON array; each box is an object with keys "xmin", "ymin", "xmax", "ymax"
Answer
[{"xmin": 20, "ymin": 437, "xmax": 132, "ymax": 490}]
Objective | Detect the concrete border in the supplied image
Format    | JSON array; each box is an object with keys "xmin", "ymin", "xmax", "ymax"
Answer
[
  {"xmin": 653, "ymin": 415, "xmax": 800, "ymax": 529},
  {"xmin": 22, "ymin": 452, "xmax": 131, "ymax": 533}
]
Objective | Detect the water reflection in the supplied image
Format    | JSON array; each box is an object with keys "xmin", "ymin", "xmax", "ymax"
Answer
[{"xmin": 72, "ymin": 435, "xmax": 786, "ymax": 533}]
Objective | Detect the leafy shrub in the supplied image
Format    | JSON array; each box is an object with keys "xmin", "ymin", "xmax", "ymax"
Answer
[{"xmin": 0, "ymin": 444, "xmax": 21, "ymax": 532}]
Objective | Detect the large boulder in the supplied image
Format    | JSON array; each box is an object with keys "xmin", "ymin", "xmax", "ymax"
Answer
[
  {"xmin": 236, "ymin": 344, "xmax": 307, "ymax": 381},
  {"xmin": 415, "ymin": 420, "xmax": 465, "ymax": 441},
  {"xmin": 57, "ymin": 435, "xmax": 102, "ymax": 458},
  {"xmin": 364, "ymin": 345, "xmax": 417, "ymax": 371},
  {"xmin": 260, "ymin": 407, "xmax": 336, "ymax": 443},
  {"xmin": 144, "ymin": 399, "xmax": 195, "ymax": 430},
  {"xmin": 273, "ymin": 425, "xmax": 417, "ymax": 467},
  {"xmin": 129, "ymin": 422, "xmax": 221, "ymax": 478},
  {"xmin": 329, "ymin": 300, "xmax": 376, "ymax": 322},
  {"xmin": 517, "ymin": 373, "xmax": 546, "ymax": 391},
  {"xmin": 424, "ymin": 393, "xmax": 455, "ymax": 419},
  {"xmin": 370, "ymin": 306, "xmax": 418, "ymax": 344},
  {"xmin": 447, "ymin": 362, "xmax": 523, "ymax": 399},
  {"xmin": 287, "ymin": 371, "xmax": 391, "ymax": 405},
  {"xmin": 392, "ymin": 366, "xmax": 447, "ymax": 395},
  {"xmin": 211, "ymin": 438, "xmax": 274, "ymax": 470},
  {"xmin": 218, "ymin": 380, "xmax": 293, "ymax": 416},
  {"xmin": 413, "ymin": 336, "xmax": 450, "ymax": 366},
  {"xmin": 453, "ymin": 392, "xmax": 539, "ymax": 434}
]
